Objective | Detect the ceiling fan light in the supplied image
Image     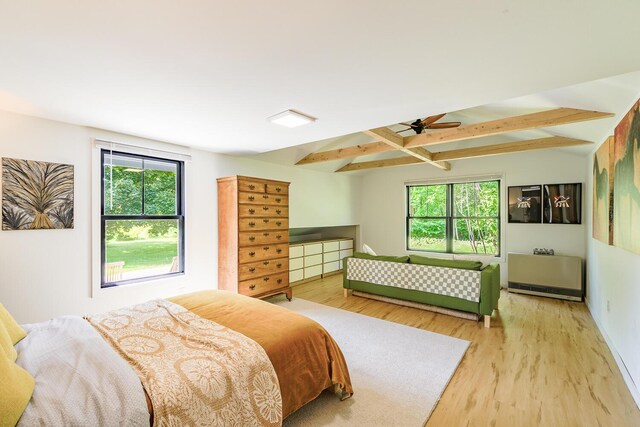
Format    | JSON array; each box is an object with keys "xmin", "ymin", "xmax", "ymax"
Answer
[{"xmin": 268, "ymin": 109, "xmax": 317, "ymax": 128}]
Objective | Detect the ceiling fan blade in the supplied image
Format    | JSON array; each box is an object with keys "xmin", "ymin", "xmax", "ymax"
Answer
[
  {"xmin": 399, "ymin": 122, "xmax": 415, "ymax": 127},
  {"xmin": 421, "ymin": 113, "xmax": 447, "ymax": 126},
  {"xmin": 396, "ymin": 128, "xmax": 414, "ymax": 133},
  {"xmin": 426, "ymin": 121, "xmax": 462, "ymax": 129}
]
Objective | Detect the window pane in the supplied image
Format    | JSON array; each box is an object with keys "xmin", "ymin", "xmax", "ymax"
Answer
[
  {"xmin": 453, "ymin": 183, "xmax": 476, "ymax": 217},
  {"xmin": 476, "ymin": 181, "xmax": 499, "ymax": 217},
  {"xmin": 104, "ymin": 219, "xmax": 180, "ymax": 284},
  {"xmin": 408, "ymin": 218, "xmax": 446, "ymax": 251},
  {"xmin": 144, "ymin": 160, "xmax": 178, "ymax": 215},
  {"xmin": 408, "ymin": 185, "xmax": 447, "ymax": 217},
  {"xmin": 453, "ymin": 219, "xmax": 499, "ymax": 255},
  {"xmin": 103, "ymin": 153, "xmax": 143, "ymax": 215}
]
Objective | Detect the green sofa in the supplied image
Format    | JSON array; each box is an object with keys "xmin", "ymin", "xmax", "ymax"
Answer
[{"xmin": 343, "ymin": 253, "xmax": 501, "ymax": 327}]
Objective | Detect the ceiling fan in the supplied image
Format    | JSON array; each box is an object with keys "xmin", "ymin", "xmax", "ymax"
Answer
[{"xmin": 397, "ymin": 113, "xmax": 461, "ymax": 134}]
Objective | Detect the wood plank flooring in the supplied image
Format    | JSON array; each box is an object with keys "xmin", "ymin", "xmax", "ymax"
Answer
[{"xmin": 288, "ymin": 274, "xmax": 640, "ymax": 426}]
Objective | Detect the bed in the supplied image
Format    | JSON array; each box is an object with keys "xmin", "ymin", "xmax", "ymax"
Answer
[{"xmin": 7, "ymin": 290, "xmax": 353, "ymax": 426}]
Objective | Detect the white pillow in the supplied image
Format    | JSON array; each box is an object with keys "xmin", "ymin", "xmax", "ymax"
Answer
[{"xmin": 362, "ymin": 243, "xmax": 377, "ymax": 256}]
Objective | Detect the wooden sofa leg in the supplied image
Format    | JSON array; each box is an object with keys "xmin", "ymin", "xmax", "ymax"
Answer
[
  {"xmin": 343, "ymin": 289, "xmax": 349, "ymax": 298},
  {"xmin": 484, "ymin": 315, "xmax": 491, "ymax": 328}
]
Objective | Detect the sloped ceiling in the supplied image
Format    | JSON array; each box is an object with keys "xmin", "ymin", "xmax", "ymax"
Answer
[
  {"xmin": 252, "ymin": 71, "xmax": 640, "ymax": 173},
  {"xmin": 0, "ymin": 2, "xmax": 640, "ymax": 154}
]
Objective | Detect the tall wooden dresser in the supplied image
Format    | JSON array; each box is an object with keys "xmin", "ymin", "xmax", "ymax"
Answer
[{"xmin": 217, "ymin": 175, "xmax": 292, "ymax": 300}]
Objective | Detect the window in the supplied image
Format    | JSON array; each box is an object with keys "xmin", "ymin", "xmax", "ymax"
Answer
[
  {"xmin": 101, "ymin": 150, "xmax": 184, "ymax": 287},
  {"xmin": 407, "ymin": 180, "xmax": 500, "ymax": 255}
]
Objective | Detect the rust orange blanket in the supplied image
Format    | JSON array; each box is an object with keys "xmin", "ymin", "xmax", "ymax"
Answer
[
  {"xmin": 87, "ymin": 299, "xmax": 282, "ymax": 426},
  {"xmin": 170, "ymin": 291, "xmax": 353, "ymax": 419}
]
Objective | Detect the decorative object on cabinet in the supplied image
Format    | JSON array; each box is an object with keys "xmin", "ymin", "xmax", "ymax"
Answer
[
  {"xmin": 507, "ymin": 185, "xmax": 542, "ymax": 223},
  {"xmin": 2, "ymin": 157, "xmax": 74, "ymax": 230},
  {"xmin": 613, "ymin": 98, "xmax": 640, "ymax": 254},
  {"xmin": 592, "ymin": 136, "xmax": 614, "ymax": 245},
  {"xmin": 217, "ymin": 176, "xmax": 292, "ymax": 300},
  {"xmin": 289, "ymin": 238, "xmax": 353, "ymax": 285},
  {"xmin": 508, "ymin": 252, "xmax": 583, "ymax": 301},
  {"xmin": 543, "ymin": 183, "xmax": 582, "ymax": 224}
]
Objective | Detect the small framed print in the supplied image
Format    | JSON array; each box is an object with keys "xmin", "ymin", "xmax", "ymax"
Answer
[
  {"xmin": 543, "ymin": 183, "xmax": 582, "ymax": 224},
  {"xmin": 508, "ymin": 185, "xmax": 542, "ymax": 223}
]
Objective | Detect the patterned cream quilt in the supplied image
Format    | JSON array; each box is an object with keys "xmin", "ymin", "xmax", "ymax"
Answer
[{"xmin": 87, "ymin": 299, "xmax": 282, "ymax": 426}]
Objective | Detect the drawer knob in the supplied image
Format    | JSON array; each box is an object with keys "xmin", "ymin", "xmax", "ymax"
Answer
[
  {"xmin": 249, "ymin": 251, "xmax": 256, "ymax": 257},
  {"xmin": 277, "ymin": 279, "xmax": 282, "ymax": 284},
  {"xmin": 276, "ymin": 187, "xmax": 282, "ymax": 192},
  {"xmin": 276, "ymin": 248, "xmax": 282, "ymax": 254},
  {"xmin": 263, "ymin": 277, "xmax": 270, "ymax": 282},
  {"xmin": 275, "ymin": 198, "xmax": 282, "ymax": 203},
  {"xmin": 249, "ymin": 284, "xmax": 256, "ymax": 290},
  {"xmin": 263, "ymin": 206, "xmax": 269, "ymax": 211},
  {"xmin": 263, "ymin": 246, "xmax": 270, "ymax": 251},
  {"xmin": 276, "ymin": 263, "xmax": 282, "ymax": 268},
  {"xmin": 263, "ymin": 232, "xmax": 270, "ymax": 237},
  {"xmin": 263, "ymin": 194, "xmax": 268, "ymax": 199},
  {"xmin": 249, "ymin": 221, "xmax": 256, "ymax": 227},
  {"xmin": 275, "ymin": 209, "xmax": 281, "ymax": 215},
  {"xmin": 248, "ymin": 209, "xmax": 255, "ymax": 214},
  {"xmin": 276, "ymin": 235, "xmax": 282, "ymax": 240},
  {"xmin": 263, "ymin": 261, "xmax": 270, "ymax": 265},
  {"xmin": 248, "ymin": 184, "xmax": 255, "ymax": 190},
  {"xmin": 276, "ymin": 221, "xmax": 282, "ymax": 226},
  {"xmin": 249, "ymin": 236, "xmax": 256, "ymax": 242},
  {"xmin": 248, "ymin": 195, "xmax": 255, "ymax": 201},
  {"xmin": 248, "ymin": 267, "xmax": 256, "ymax": 273},
  {"xmin": 263, "ymin": 219, "xmax": 270, "ymax": 223}
]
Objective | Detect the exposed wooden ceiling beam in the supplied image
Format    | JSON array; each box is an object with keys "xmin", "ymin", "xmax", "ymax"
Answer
[
  {"xmin": 404, "ymin": 108, "xmax": 613, "ymax": 148},
  {"xmin": 296, "ymin": 141, "xmax": 394, "ymax": 165},
  {"xmin": 431, "ymin": 136, "xmax": 591, "ymax": 161},
  {"xmin": 336, "ymin": 156, "xmax": 423, "ymax": 172},
  {"xmin": 363, "ymin": 128, "xmax": 451, "ymax": 171}
]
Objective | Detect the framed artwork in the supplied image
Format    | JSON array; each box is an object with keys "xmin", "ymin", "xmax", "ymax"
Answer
[
  {"xmin": 543, "ymin": 183, "xmax": 582, "ymax": 224},
  {"xmin": 613, "ymin": 98, "xmax": 640, "ymax": 254},
  {"xmin": 508, "ymin": 185, "xmax": 542, "ymax": 223},
  {"xmin": 592, "ymin": 136, "xmax": 614, "ymax": 244},
  {"xmin": 2, "ymin": 158, "xmax": 74, "ymax": 230}
]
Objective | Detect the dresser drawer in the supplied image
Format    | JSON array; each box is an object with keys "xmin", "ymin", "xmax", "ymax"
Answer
[
  {"xmin": 266, "ymin": 183, "xmax": 289, "ymax": 195},
  {"xmin": 239, "ymin": 217, "xmax": 288, "ymax": 232},
  {"xmin": 304, "ymin": 243, "xmax": 323, "ymax": 256},
  {"xmin": 238, "ymin": 257, "xmax": 289, "ymax": 281},
  {"xmin": 239, "ymin": 231, "xmax": 288, "ymax": 246},
  {"xmin": 304, "ymin": 265, "xmax": 322, "ymax": 279},
  {"xmin": 239, "ymin": 191, "xmax": 287, "ymax": 206},
  {"xmin": 239, "ymin": 272, "xmax": 288, "ymax": 297},
  {"xmin": 289, "ymin": 245, "xmax": 304, "ymax": 258},
  {"xmin": 238, "ymin": 179, "xmax": 266, "ymax": 193},
  {"xmin": 323, "ymin": 241, "xmax": 339, "ymax": 252},
  {"xmin": 289, "ymin": 269, "xmax": 304, "ymax": 283},
  {"xmin": 238, "ymin": 205, "xmax": 288, "ymax": 218},
  {"xmin": 324, "ymin": 251, "xmax": 339, "ymax": 262},
  {"xmin": 289, "ymin": 257, "xmax": 304, "ymax": 270},
  {"xmin": 304, "ymin": 254, "xmax": 323, "ymax": 267},
  {"xmin": 239, "ymin": 243, "xmax": 288, "ymax": 263}
]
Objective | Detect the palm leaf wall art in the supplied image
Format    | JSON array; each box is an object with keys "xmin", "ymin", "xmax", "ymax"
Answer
[{"xmin": 2, "ymin": 158, "xmax": 74, "ymax": 230}]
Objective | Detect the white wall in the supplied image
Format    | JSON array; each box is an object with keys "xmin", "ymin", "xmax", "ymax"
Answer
[
  {"xmin": 585, "ymin": 146, "xmax": 640, "ymax": 405},
  {"xmin": 0, "ymin": 110, "xmax": 361, "ymax": 323},
  {"xmin": 357, "ymin": 149, "xmax": 588, "ymax": 284}
]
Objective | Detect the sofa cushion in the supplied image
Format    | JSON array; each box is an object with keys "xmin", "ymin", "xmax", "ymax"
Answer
[
  {"xmin": 353, "ymin": 252, "xmax": 409, "ymax": 263},
  {"xmin": 409, "ymin": 255, "xmax": 483, "ymax": 271}
]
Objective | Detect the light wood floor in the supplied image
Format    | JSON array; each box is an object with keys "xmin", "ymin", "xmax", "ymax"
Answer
[{"xmin": 290, "ymin": 274, "xmax": 640, "ymax": 427}]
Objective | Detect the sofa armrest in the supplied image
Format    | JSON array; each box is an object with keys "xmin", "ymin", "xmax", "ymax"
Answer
[
  {"xmin": 343, "ymin": 257, "xmax": 351, "ymax": 289},
  {"xmin": 479, "ymin": 263, "xmax": 501, "ymax": 315}
]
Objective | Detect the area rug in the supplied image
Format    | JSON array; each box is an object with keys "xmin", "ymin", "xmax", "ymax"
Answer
[{"xmin": 274, "ymin": 298, "xmax": 470, "ymax": 426}]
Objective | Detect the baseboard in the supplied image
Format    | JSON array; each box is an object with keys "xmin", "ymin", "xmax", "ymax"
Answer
[{"xmin": 585, "ymin": 299, "xmax": 640, "ymax": 409}]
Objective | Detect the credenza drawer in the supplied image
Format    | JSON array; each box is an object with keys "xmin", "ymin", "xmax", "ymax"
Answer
[
  {"xmin": 238, "ymin": 205, "xmax": 288, "ymax": 218},
  {"xmin": 323, "ymin": 261, "xmax": 340, "ymax": 274},
  {"xmin": 238, "ymin": 231, "xmax": 288, "ymax": 246},
  {"xmin": 238, "ymin": 257, "xmax": 289, "ymax": 281},
  {"xmin": 266, "ymin": 183, "xmax": 288, "ymax": 195},
  {"xmin": 304, "ymin": 265, "xmax": 323, "ymax": 279},
  {"xmin": 239, "ymin": 272, "xmax": 288, "ymax": 297},
  {"xmin": 239, "ymin": 217, "xmax": 288, "ymax": 232},
  {"xmin": 304, "ymin": 243, "xmax": 323, "ymax": 256},
  {"xmin": 339, "ymin": 240, "xmax": 353, "ymax": 250},
  {"xmin": 323, "ymin": 251, "xmax": 339, "ymax": 262},
  {"xmin": 289, "ymin": 257, "xmax": 304, "ymax": 270},
  {"xmin": 289, "ymin": 245, "xmax": 304, "ymax": 258},
  {"xmin": 339, "ymin": 249, "xmax": 353, "ymax": 260},
  {"xmin": 323, "ymin": 241, "xmax": 339, "ymax": 252},
  {"xmin": 304, "ymin": 254, "xmax": 323, "ymax": 267},
  {"xmin": 239, "ymin": 243, "xmax": 288, "ymax": 263},
  {"xmin": 239, "ymin": 191, "xmax": 287, "ymax": 206},
  {"xmin": 289, "ymin": 269, "xmax": 304, "ymax": 283}
]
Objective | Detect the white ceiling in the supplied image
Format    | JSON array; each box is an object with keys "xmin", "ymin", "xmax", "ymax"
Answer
[{"xmin": 1, "ymin": 1, "xmax": 640, "ymax": 154}]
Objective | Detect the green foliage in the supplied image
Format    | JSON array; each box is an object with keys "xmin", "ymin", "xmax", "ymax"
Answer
[{"xmin": 106, "ymin": 237, "xmax": 178, "ymax": 272}]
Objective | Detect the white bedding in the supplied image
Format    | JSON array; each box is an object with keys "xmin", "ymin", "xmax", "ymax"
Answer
[{"xmin": 15, "ymin": 316, "xmax": 149, "ymax": 427}]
